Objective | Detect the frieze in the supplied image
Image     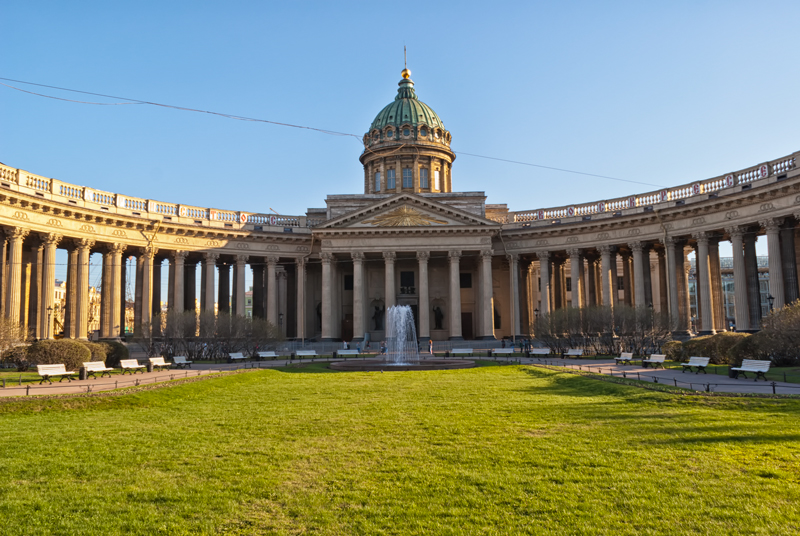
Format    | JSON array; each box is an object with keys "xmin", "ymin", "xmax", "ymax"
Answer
[
  {"xmin": 565, "ymin": 236, "xmax": 579, "ymax": 243},
  {"xmin": 322, "ymin": 240, "xmax": 332, "ymax": 247},
  {"xmin": 174, "ymin": 237, "xmax": 189, "ymax": 244},
  {"xmin": 759, "ymin": 202, "xmax": 775, "ymax": 212},
  {"xmin": 206, "ymin": 240, "xmax": 220, "ymax": 247},
  {"xmin": 266, "ymin": 244, "xmax": 279, "ymax": 251},
  {"xmin": 725, "ymin": 210, "xmax": 739, "ymax": 220},
  {"xmin": 235, "ymin": 242, "xmax": 249, "ymax": 249},
  {"xmin": 663, "ymin": 223, "xmax": 674, "ymax": 230},
  {"xmin": 112, "ymin": 229, "xmax": 127, "ymax": 237},
  {"xmin": 13, "ymin": 211, "xmax": 29, "ymax": 221},
  {"xmin": 296, "ymin": 246, "xmax": 310, "ymax": 252},
  {"xmin": 535, "ymin": 239, "xmax": 548, "ymax": 246},
  {"xmin": 480, "ymin": 238, "xmax": 491, "ymax": 244},
  {"xmin": 795, "ymin": 194, "xmax": 800, "ymax": 204},
  {"xmin": 46, "ymin": 218, "xmax": 62, "ymax": 227},
  {"xmin": 596, "ymin": 232, "xmax": 610, "ymax": 240},
  {"xmin": 626, "ymin": 229, "xmax": 640, "ymax": 236},
  {"xmin": 79, "ymin": 224, "xmax": 95, "ymax": 233},
  {"xmin": 506, "ymin": 242, "xmax": 520, "ymax": 249},
  {"xmin": 691, "ymin": 217, "xmax": 705, "ymax": 226}
]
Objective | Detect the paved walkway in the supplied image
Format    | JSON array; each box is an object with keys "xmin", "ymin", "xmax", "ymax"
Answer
[{"xmin": 2, "ymin": 356, "xmax": 798, "ymax": 397}]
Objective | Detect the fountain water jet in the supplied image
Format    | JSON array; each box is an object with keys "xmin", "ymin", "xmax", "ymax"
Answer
[{"xmin": 385, "ymin": 305, "xmax": 419, "ymax": 365}]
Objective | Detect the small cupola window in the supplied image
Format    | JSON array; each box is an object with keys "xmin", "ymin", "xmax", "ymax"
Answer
[
  {"xmin": 420, "ymin": 128, "xmax": 427, "ymax": 137},
  {"xmin": 387, "ymin": 130, "xmax": 394, "ymax": 138},
  {"xmin": 403, "ymin": 128, "xmax": 410, "ymax": 137}
]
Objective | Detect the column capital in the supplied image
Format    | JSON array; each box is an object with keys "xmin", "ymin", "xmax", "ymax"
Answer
[
  {"xmin": 73, "ymin": 237, "xmax": 95, "ymax": 251},
  {"xmin": 566, "ymin": 248, "xmax": 581, "ymax": 258},
  {"xmin": 295, "ymin": 257, "xmax": 306, "ymax": 268},
  {"xmin": 659, "ymin": 236, "xmax": 680, "ymax": 247},
  {"xmin": 140, "ymin": 245, "xmax": 158, "ymax": 258},
  {"xmin": 448, "ymin": 250, "xmax": 461, "ymax": 260},
  {"xmin": 383, "ymin": 251, "xmax": 396, "ymax": 262},
  {"xmin": 416, "ymin": 250, "xmax": 430, "ymax": 262},
  {"xmin": 203, "ymin": 252, "xmax": 219, "ymax": 263},
  {"xmin": 4, "ymin": 227, "xmax": 29, "ymax": 240},
  {"xmin": 480, "ymin": 249, "xmax": 494, "ymax": 259},
  {"xmin": 536, "ymin": 250, "xmax": 550, "ymax": 261},
  {"xmin": 725, "ymin": 225, "xmax": 744, "ymax": 239},
  {"xmin": 235, "ymin": 254, "xmax": 248, "ymax": 265},
  {"xmin": 266, "ymin": 255, "xmax": 279, "ymax": 266},
  {"xmin": 628, "ymin": 241, "xmax": 643, "ymax": 253},
  {"xmin": 171, "ymin": 250, "xmax": 189, "ymax": 261},
  {"xmin": 321, "ymin": 252, "xmax": 334, "ymax": 264},
  {"xmin": 760, "ymin": 218, "xmax": 782, "ymax": 234},
  {"xmin": 692, "ymin": 231, "xmax": 709, "ymax": 244},
  {"xmin": 351, "ymin": 252, "xmax": 364, "ymax": 262},
  {"xmin": 506, "ymin": 253, "xmax": 519, "ymax": 263},
  {"xmin": 38, "ymin": 233, "xmax": 62, "ymax": 247},
  {"xmin": 109, "ymin": 243, "xmax": 127, "ymax": 255},
  {"xmin": 598, "ymin": 245, "xmax": 612, "ymax": 255}
]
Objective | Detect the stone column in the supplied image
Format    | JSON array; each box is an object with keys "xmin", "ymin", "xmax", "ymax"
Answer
[
  {"xmin": 352, "ymin": 252, "xmax": 365, "ymax": 342},
  {"xmin": 184, "ymin": 261, "xmax": 196, "ymax": 312},
  {"xmin": 657, "ymin": 248, "xmax": 668, "ymax": 313},
  {"xmin": 25, "ymin": 241, "xmax": 43, "ymax": 339},
  {"xmin": 762, "ymin": 218, "xmax": 785, "ymax": 310},
  {"xmin": 64, "ymin": 245, "xmax": 79, "ymax": 339},
  {"xmin": 782, "ymin": 221, "xmax": 798, "ymax": 303},
  {"xmin": 662, "ymin": 238, "xmax": 681, "ymax": 330},
  {"xmin": 152, "ymin": 259, "xmax": 162, "ymax": 320},
  {"xmin": 630, "ymin": 242, "xmax": 646, "ymax": 308},
  {"xmin": 621, "ymin": 251, "xmax": 633, "ymax": 306},
  {"xmin": 133, "ymin": 254, "xmax": 144, "ymax": 335},
  {"xmin": 203, "ymin": 253, "xmax": 218, "ymax": 313},
  {"xmin": 296, "ymin": 258, "xmax": 306, "ymax": 340},
  {"xmin": 0, "ymin": 237, "xmax": 6, "ymax": 318},
  {"xmin": 508, "ymin": 253, "xmax": 521, "ymax": 336},
  {"xmin": 744, "ymin": 231, "xmax": 762, "ymax": 330},
  {"xmin": 321, "ymin": 253, "xmax": 334, "ymax": 341},
  {"xmin": 643, "ymin": 246, "xmax": 654, "ymax": 307},
  {"xmin": 693, "ymin": 232, "xmax": 714, "ymax": 335},
  {"xmin": 709, "ymin": 238, "xmax": 725, "ymax": 332},
  {"xmin": 171, "ymin": 251, "xmax": 186, "ymax": 313},
  {"xmin": 448, "ymin": 250, "xmax": 462, "ymax": 340},
  {"xmin": 266, "ymin": 256, "xmax": 279, "ymax": 324},
  {"xmin": 109, "ymin": 244, "xmax": 125, "ymax": 338},
  {"xmin": 252, "ymin": 261, "xmax": 265, "ymax": 318},
  {"xmin": 101, "ymin": 249, "xmax": 114, "ymax": 338},
  {"xmin": 599, "ymin": 245, "xmax": 613, "ymax": 308},
  {"xmin": 277, "ymin": 268, "xmax": 287, "ymax": 335},
  {"xmin": 538, "ymin": 251, "xmax": 551, "ymax": 316},
  {"xmin": 383, "ymin": 251, "xmax": 396, "ymax": 309},
  {"xmin": 234, "ymin": 255, "xmax": 247, "ymax": 317},
  {"xmin": 480, "ymin": 249, "xmax": 494, "ymax": 339},
  {"xmin": 218, "ymin": 262, "xmax": 230, "ymax": 314},
  {"xmin": 75, "ymin": 239, "xmax": 95, "ymax": 339},
  {"xmin": 417, "ymin": 251, "xmax": 430, "ymax": 340},
  {"xmin": 120, "ymin": 255, "xmax": 128, "ymax": 336},
  {"xmin": 567, "ymin": 249, "xmax": 583, "ymax": 309},
  {"xmin": 140, "ymin": 247, "xmax": 157, "ymax": 332},
  {"xmin": 727, "ymin": 226, "xmax": 750, "ymax": 332},
  {"xmin": 38, "ymin": 233, "xmax": 61, "ymax": 339},
  {"xmin": 586, "ymin": 257, "xmax": 597, "ymax": 307}
]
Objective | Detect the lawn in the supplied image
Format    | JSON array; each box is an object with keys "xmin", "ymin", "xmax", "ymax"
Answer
[{"xmin": 1, "ymin": 364, "xmax": 799, "ymax": 535}]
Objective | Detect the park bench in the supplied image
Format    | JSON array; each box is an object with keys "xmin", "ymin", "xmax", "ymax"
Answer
[
  {"xmin": 149, "ymin": 357, "xmax": 172, "ymax": 371},
  {"xmin": 642, "ymin": 354, "xmax": 666, "ymax": 369},
  {"xmin": 336, "ymin": 349, "xmax": 360, "ymax": 358},
  {"xmin": 37, "ymin": 364, "xmax": 76, "ymax": 384},
  {"xmin": 120, "ymin": 359, "xmax": 146, "ymax": 375},
  {"xmin": 490, "ymin": 348, "xmax": 515, "ymax": 358},
  {"xmin": 83, "ymin": 361, "xmax": 113, "ymax": 379},
  {"xmin": 228, "ymin": 352, "xmax": 248, "ymax": 362},
  {"xmin": 294, "ymin": 350, "xmax": 318, "ymax": 360},
  {"xmin": 682, "ymin": 356, "xmax": 710, "ymax": 374},
  {"xmin": 730, "ymin": 359, "xmax": 771, "ymax": 381},
  {"xmin": 257, "ymin": 351, "xmax": 278, "ymax": 360},
  {"xmin": 450, "ymin": 348, "xmax": 473, "ymax": 356},
  {"xmin": 529, "ymin": 348, "xmax": 551, "ymax": 356},
  {"xmin": 614, "ymin": 352, "xmax": 634, "ymax": 365},
  {"xmin": 562, "ymin": 349, "xmax": 584, "ymax": 358},
  {"xmin": 172, "ymin": 356, "xmax": 192, "ymax": 369}
]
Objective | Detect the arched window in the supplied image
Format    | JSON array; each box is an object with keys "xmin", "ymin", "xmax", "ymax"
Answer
[
  {"xmin": 420, "ymin": 168, "xmax": 429, "ymax": 189},
  {"xmin": 374, "ymin": 172, "xmax": 381, "ymax": 192},
  {"xmin": 402, "ymin": 168, "xmax": 413, "ymax": 188},
  {"xmin": 387, "ymin": 169, "xmax": 396, "ymax": 189}
]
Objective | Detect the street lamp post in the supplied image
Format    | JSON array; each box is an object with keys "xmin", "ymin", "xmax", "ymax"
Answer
[
  {"xmin": 768, "ymin": 294, "xmax": 775, "ymax": 312},
  {"xmin": 46, "ymin": 306, "xmax": 53, "ymax": 339}
]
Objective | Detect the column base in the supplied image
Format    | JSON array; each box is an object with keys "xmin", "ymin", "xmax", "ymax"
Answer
[
  {"xmin": 670, "ymin": 330, "xmax": 693, "ymax": 341},
  {"xmin": 320, "ymin": 337, "xmax": 336, "ymax": 342},
  {"xmin": 476, "ymin": 335, "xmax": 496, "ymax": 340},
  {"xmin": 448, "ymin": 336, "xmax": 464, "ymax": 341},
  {"xmin": 697, "ymin": 330, "xmax": 716, "ymax": 336},
  {"xmin": 350, "ymin": 337, "xmax": 364, "ymax": 343}
]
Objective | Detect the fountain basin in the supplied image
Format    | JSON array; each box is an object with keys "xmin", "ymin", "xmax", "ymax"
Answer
[{"xmin": 329, "ymin": 359, "xmax": 476, "ymax": 372}]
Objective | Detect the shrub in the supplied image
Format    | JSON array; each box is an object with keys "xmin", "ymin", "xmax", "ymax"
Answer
[
  {"xmin": 1, "ymin": 345, "xmax": 30, "ymax": 372},
  {"xmin": 682, "ymin": 336, "xmax": 714, "ymax": 362},
  {"xmin": 80, "ymin": 341, "xmax": 110, "ymax": 363},
  {"xmin": 709, "ymin": 332, "xmax": 749, "ymax": 365},
  {"xmin": 103, "ymin": 341, "xmax": 129, "ymax": 368},
  {"xmin": 661, "ymin": 341, "xmax": 684, "ymax": 362},
  {"xmin": 26, "ymin": 340, "xmax": 91, "ymax": 371},
  {"xmin": 728, "ymin": 332, "xmax": 770, "ymax": 366}
]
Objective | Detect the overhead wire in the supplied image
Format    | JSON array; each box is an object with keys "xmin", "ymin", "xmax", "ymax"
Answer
[{"xmin": 0, "ymin": 76, "xmax": 663, "ymax": 187}]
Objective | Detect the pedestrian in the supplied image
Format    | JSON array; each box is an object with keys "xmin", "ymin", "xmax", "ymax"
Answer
[
  {"xmin": 429, "ymin": 339, "xmax": 433, "ymax": 355},
  {"xmin": 501, "ymin": 339, "xmax": 506, "ymax": 348},
  {"xmin": 356, "ymin": 343, "xmax": 361, "ymax": 354}
]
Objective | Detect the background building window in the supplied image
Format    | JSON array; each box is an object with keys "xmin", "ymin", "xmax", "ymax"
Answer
[
  {"xmin": 420, "ymin": 168, "xmax": 429, "ymax": 188},
  {"xmin": 402, "ymin": 168, "xmax": 413, "ymax": 188},
  {"xmin": 374, "ymin": 172, "xmax": 381, "ymax": 192},
  {"xmin": 387, "ymin": 169, "xmax": 396, "ymax": 189}
]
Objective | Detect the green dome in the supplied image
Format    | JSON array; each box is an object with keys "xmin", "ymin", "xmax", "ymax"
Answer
[{"xmin": 369, "ymin": 77, "xmax": 446, "ymax": 132}]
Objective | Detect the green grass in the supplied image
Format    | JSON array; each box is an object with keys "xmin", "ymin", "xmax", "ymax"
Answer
[{"xmin": 1, "ymin": 365, "xmax": 799, "ymax": 535}]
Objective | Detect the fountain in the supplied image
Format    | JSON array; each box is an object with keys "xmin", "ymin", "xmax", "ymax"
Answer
[{"xmin": 329, "ymin": 305, "xmax": 475, "ymax": 371}]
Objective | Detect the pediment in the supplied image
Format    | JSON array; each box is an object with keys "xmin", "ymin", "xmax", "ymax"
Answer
[{"xmin": 318, "ymin": 194, "xmax": 499, "ymax": 230}]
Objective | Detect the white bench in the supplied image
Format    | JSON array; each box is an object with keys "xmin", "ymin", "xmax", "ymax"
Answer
[
  {"xmin": 491, "ymin": 348, "xmax": 515, "ymax": 358},
  {"xmin": 682, "ymin": 356, "xmax": 710, "ymax": 374},
  {"xmin": 149, "ymin": 357, "xmax": 172, "ymax": 371},
  {"xmin": 228, "ymin": 352, "xmax": 248, "ymax": 362},
  {"xmin": 83, "ymin": 361, "xmax": 113, "ymax": 379},
  {"xmin": 731, "ymin": 359, "xmax": 771, "ymax": 381},
  {"xmin": 529, "ymin": 348, "xmax": 551, "ymax": 356},
  {"xmin": 294, "ymin": 350, "xmax": 318, "ymax": 359},
  {"xmin": 172, "ymin": 356, "xmax": 192, "ymax": 369},
  {"xmin": 562, "ymin": 349, "xmax": 584, "ymax": 358},
  {"xmin": 615, "ymin": 352, "xmax": 634, "ymax": 365},
  {"xmin": 37, "ymin": 364, "xmax": 76, "ymax": 384},
  {"xmin": 120, "ymin": 359, "xmax": 146, "ymax": 375},
  {"xmin": 337, "ymin": 349, "xmax": 360, "ymax": 358},
  {"xmin": 642, "ymin": 354, "xmax": 666, "ymax": 369},
  {"xmin": 257, "ymin": 351, "xmax": 278, "ymax": 360},
  {"xmin": 451, "ymin": 348, "xmax": 473, "ymax": 356}
]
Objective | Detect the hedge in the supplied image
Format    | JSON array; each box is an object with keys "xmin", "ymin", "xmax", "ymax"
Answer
[
  {"xmin": 1, "ymin": 346, "xmax": 30, "ymax": 372},
  {"xmin": 26, "ymin": 340, "xmax": 91, "ymax": 371},
  {"xmin": 103, "ymin": 341, "xmax": 129, "ymax": 368},
  {"xmin": 80, "ymin": 341, "xmax": 110, "ymax": 362}
]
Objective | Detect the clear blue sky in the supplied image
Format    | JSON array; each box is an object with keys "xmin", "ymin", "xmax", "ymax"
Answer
[{"xmin": 3, "ymin": 1, "xmax": 796, "ymax": 290}]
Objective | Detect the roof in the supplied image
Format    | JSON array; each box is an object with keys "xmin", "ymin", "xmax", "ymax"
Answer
[{"xmin": 368, "ymin": 76, "xmax": 445, "ymax": 132}]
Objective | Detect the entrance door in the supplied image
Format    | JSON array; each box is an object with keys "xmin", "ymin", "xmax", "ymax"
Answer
[
  {"xmin": 461, "ymin": 312, "xmax": 474, "ymax": 340},
  {"xmin": 341, "ymin": 314, "xmax": 353, "ymax": 342}
]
